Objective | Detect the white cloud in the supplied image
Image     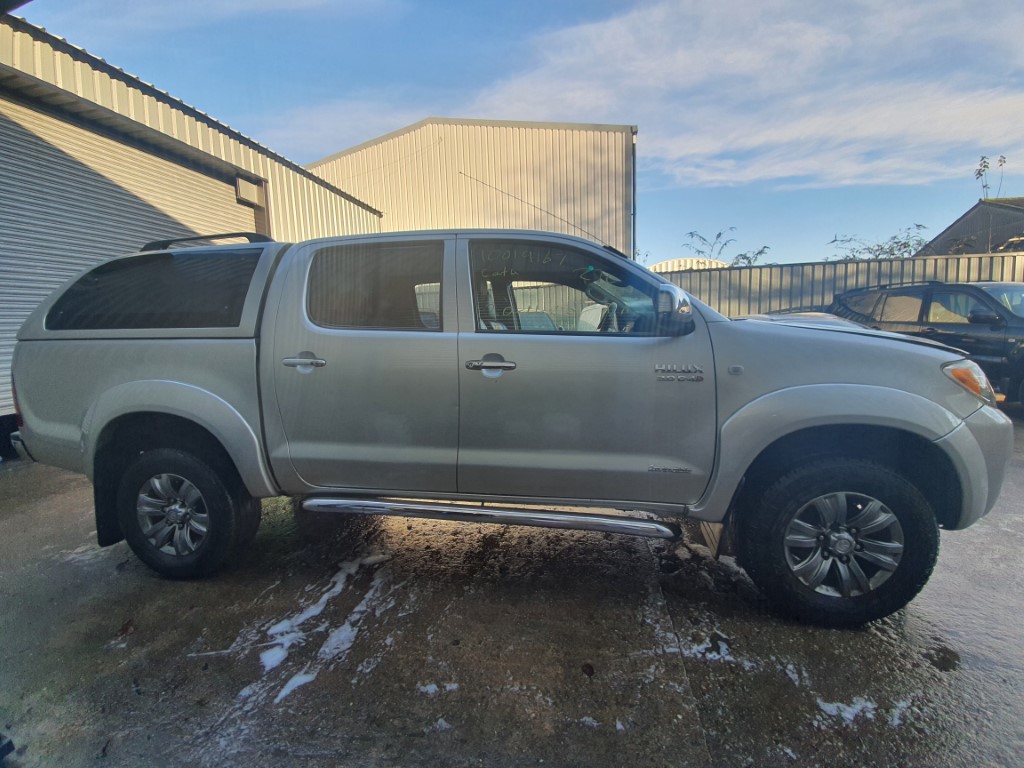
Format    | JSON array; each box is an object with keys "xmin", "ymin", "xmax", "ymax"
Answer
[
  {"xmin": 247, "ymin": 96, "xmax": 433, "ymax": 166},
  {"xmin": 72, "ymin": 0, "xmax": 1021, "ymax": 190},
  {"xmin": 462, "ymin": 0, "xmax": 1024, "ymax": 188}
]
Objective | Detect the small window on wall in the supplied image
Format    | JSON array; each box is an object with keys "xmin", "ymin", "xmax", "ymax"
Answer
[
  {"xmin": 307, "ymin": 241, "xmax": 444, "ymax": 331},
  {"xmin": 469, "ymin": 240, "xmax": 657, "ymax": 335},
  {"xmin": 46, "ymin": 249, "xmax": 262, "ymax": 330}
]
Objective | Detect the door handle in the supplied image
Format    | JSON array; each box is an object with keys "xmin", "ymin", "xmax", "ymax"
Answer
[
  {"xmin": 465, "ymin": 359, "xmax": 517, "ymax": 371},
  {"xmin": 283, "ymin": 356, "xmax": 327, "ymax": 368}
]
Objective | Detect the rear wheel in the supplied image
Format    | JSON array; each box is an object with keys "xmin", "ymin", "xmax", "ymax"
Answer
[
  {"xmin": 117, "ymin": 448, "xmax": 259, "ymax": 578},
  {"xmin": 737, "ymin": 458, "xmax": 939, "ymax": 627}
]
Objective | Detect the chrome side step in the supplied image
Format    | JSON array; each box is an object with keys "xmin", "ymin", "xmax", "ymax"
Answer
[{"xmin": 301, "ymin": 498, "xmax": 681, "ymax": 540}]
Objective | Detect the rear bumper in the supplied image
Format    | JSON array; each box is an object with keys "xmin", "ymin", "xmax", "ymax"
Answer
[{"xmin": 10, "ymin": 431, "xmax": 35, "ymax": 462}]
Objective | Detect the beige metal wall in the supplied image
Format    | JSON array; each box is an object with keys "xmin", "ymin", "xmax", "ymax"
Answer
[
  {"xmin": 0, "ymin": 93, "xmax": 260, "ymax": 415},
  {"xmin": 0, "ymin": 16, "xmax": 382, "ymax": 241},
  {"xmin": 309, "ymin": 118, "xmax": 636, "ymax": 254},
  {"xmin": 0, "ymin": 15, "xmax": 383, "ymax": 419}
]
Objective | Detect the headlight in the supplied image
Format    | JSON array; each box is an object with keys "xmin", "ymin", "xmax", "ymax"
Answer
[{"xmin": 942, "ymin": 360, "xmax": 997, "ymax": 407}]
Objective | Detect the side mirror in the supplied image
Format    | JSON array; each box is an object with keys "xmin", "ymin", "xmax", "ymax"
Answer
[
  {"xmin": 657, "ymin": 284, "xmax": 696, "ymax": 336},
  {"xmin": 968, "ymin": 309, "xmax": 1004, "ymax": 326}
]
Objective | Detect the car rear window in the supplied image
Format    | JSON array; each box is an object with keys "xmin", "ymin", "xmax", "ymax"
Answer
[
  {"xmin": 841, "ymin": 291, "xmax": 882, "ymax": 320},
  {"xmin": 46, "ymin": 248, "xmax": 262, "ymax": 330}
]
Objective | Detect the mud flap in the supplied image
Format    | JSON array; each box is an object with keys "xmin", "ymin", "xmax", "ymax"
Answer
[{"xmin": 93, "ymin": 475, "xmax": 125, "ymax": 546}]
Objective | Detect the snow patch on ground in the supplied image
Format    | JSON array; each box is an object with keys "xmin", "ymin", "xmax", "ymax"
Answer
[
  {"xmin": 683, "ymin": 630, "xmax": 758, "ymax": 670},
  {"xmin": 418, "ymin": 682, "xmax": 459, "ymax": 697},
  {"xmin": 430, "ymin": 718, "xmax": 453, "ymax": 733},
  {"xmin": 319, "ymin": 570, "xmax": 389, "ymax": 661},
  {"xmin": 274, "ymin": 670, "xmax": 318, "ymax": 704},
  {"xmin": 887, "ymin": 698, "xmax": 913, "ymax": 727},
  {"xmin": 56, "ymin": 543, "xmax": 110, "ymax": 565},
  {"xmin": 783, "ymin": 661, "xmax": 810, "ymax": 688},
  {"xmin": 816, "ymin": 696, "xmax": 877, "ymax": 725},
  {"xmin": 189, "ymin": 551, "xmax": 404, "ymax": 761}
]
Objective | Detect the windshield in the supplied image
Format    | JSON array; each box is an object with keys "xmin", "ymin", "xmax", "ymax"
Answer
[{"xmin": 978, "ymin": 284, "xmax": 1024, "ymax": 318}]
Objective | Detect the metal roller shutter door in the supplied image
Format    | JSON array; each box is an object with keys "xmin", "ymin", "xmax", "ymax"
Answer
[{"xmin": 0, "ymin": 94, "xmax": 256, "ymax": 415}]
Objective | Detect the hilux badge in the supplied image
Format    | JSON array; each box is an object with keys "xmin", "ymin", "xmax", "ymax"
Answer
[{"xmin": 655, "ymin": 363, "xmax": 704, "ymax": 382}]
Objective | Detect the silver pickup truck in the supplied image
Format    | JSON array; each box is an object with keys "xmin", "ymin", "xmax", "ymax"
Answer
[{"xmin": 11, "ymin": 230, "xmax": 1014, "ymax": 627}]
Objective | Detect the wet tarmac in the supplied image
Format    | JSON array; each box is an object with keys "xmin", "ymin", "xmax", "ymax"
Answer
[{"xmin": 1, "ymin": 418, "xmax": 1023, "ymax": 767}]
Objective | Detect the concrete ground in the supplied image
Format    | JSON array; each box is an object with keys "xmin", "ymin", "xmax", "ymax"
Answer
[{"xmin": 2, "ymin": 419, "xmax": 1023, "ymax": 767}]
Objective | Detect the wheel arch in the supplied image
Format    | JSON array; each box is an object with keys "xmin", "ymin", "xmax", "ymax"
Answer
[
  {"xmin": 89, "ymin": 401, "xmax": 273, "ymax": 546},
  {"xmin": 689, "ymin": 384, "xmax": 968, "ymax": 538},
  {"xmin": 726, "ymin": 424, "xmax": 962, "ymax": 544}
]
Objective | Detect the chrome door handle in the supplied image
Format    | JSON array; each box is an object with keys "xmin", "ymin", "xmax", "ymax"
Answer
[
  {"xmin": 465, "ymin": 359, "xmax": 517, "ymax": 371},
  {"xmin": 283, "ymin": 357, "xmax": 327, "ymax": 368}
]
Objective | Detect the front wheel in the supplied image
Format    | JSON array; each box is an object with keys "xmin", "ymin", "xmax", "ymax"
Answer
[
  {"xmin": 117, "ymin": 448, "xmax": 259, "ymax": 578},
  {"xmin": 737, "ymin": 458, "xmax": 939, "ymax": 628}
]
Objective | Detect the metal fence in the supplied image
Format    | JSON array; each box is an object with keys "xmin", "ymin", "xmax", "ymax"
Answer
[{"xmin": 659, "ymin": 252, "xmax": 1024, "ymax": 317}]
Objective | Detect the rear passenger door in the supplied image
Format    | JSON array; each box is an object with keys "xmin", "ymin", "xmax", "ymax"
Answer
[{"xmin": 266, "ymin": 235, "xmax": 459, "ymax": 493}]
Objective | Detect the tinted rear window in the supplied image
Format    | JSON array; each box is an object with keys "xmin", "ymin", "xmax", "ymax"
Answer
[
  {"xmin": 841, "ymin": 291, "xmax": 882, "ymax": 320},
  {"xmin": 307, "ymin": 241, "xmax": 444, "ymax": 331},
  {"xmin": 46, "ymin": 249, "xmax": 262, "ymax": 330}
]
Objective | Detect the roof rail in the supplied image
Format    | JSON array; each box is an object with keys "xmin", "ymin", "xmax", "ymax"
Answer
[
  {"xmin": 849, "ymin": 280, "xmax": 946, "ymax": 291},
  {"xmin": 141, "ymin": 232, "xmax": 274, "ymax": 251}
]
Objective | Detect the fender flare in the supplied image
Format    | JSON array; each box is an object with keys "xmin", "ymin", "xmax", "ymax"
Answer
[
  {"xmin": 82, "ymin": 380, "xmax": 278, "ymax": 498},
  {"xmin": 688, "ymin": 383, "xmax": 966, "ymax": 522}
]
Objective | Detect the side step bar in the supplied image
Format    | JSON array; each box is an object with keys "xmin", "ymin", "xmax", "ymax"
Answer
[{"xmin": 301, "ymin": 498, "xmax": 681, "ymax": 540}]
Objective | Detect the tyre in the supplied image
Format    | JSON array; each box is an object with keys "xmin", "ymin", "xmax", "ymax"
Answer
[
  {"xmin": 116, "ymin": 448, "xmax": 259, "ymax": 578},
  {"xmin": 737, "ymin": 458, "xmax": 939, "ymax": 628}
]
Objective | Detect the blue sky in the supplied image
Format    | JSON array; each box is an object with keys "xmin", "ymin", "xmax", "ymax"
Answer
[{"xmin": 17, "ymin": 0, "xmax": 1024, "ymax": 264}]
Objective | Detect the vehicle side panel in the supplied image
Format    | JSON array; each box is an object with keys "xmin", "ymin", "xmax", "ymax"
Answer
[{"xmin": 14, "ymin": 339, "xmax": 267, "ymax": 491}]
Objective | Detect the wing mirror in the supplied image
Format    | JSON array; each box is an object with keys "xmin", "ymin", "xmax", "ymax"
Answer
[
  {"xmin": 968, "ymin": 309, "xmax": 1004, "ymax": 326},
  {"xmin": 657, "ymin": 284, "xmax": 696, "ymax": 336}
]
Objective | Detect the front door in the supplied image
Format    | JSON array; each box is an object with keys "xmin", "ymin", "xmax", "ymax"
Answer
[
  {"xmin": 269, "ymin": 235, "xmax": 458, "ymax": 493},
  {"xmin": 456, "ymin": 235, "xmax": 717, "ymax": 506},
  {"xmin": 919, "ymin": 288, "xmax": 1008, "ymax": 380}
]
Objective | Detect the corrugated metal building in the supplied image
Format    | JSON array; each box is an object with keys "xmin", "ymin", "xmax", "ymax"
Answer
[
  {"xmin": 308, "ymin": 118, "xmax": 637, "ymax": 255},
  {"xmin": 0, "ymin": 15, "xmax": 382, "ymax": 426},
  {"xmin": 916, "ymin": 198, "xmax": 1024, "ymax": 256}
]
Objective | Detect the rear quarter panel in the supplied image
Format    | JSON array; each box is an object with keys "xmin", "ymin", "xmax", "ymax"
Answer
[{"xmin": 13, "ymin": 338, "xmax": 270, "ymax": 494}]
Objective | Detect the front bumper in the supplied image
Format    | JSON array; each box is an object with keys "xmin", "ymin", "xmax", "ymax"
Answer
[{"xmin": 935, "ymin": 405, "xmax": 1014, "ymax": 529}]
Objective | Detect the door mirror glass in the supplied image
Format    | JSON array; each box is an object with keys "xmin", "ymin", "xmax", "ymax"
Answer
[{"xmin": 656, "ymin": 284, "xmax": 696, "ymax": 336}]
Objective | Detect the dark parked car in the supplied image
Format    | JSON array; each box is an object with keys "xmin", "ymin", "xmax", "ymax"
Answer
[{"xmin": 829, "ymin": 281, "xmax": 1024, "ymax": 401}]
